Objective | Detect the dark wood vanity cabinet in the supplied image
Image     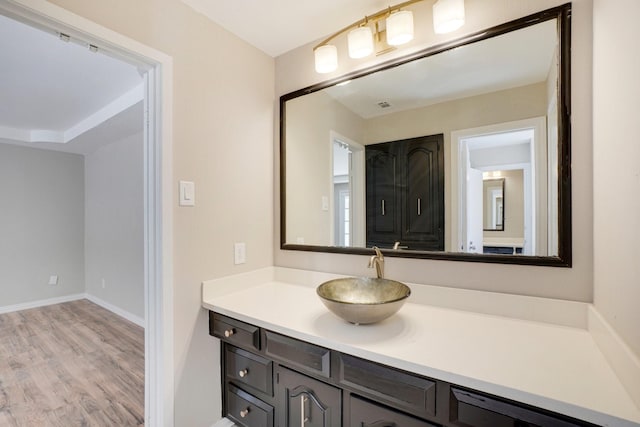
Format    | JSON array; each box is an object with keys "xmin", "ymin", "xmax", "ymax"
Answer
[
  {"xmin": 365, "ymin": 134, "xmax": 444, "ymax": 251},
  {"xmin": 210, "ymin": 312, "xmax": 599, "ymax": 427}
]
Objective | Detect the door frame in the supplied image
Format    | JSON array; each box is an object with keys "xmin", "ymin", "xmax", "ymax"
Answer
[
  {"xmin": 451, "ymin": 117, "xmax": 546, "ymax": 255},
  {"xmin": 329, "ymin": 131, "xmax": 365, "ymax": 247},
  {"xmin": 0, "ymin": 1, "xmax": 175, "ymax": 425}
]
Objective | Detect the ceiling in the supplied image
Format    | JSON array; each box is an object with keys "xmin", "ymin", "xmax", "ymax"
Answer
[
  {"xmin": 180, "ymin": 0, "xmax": 392, "ymax": 57},
  {"xmin": 0, "ymin": 13, "xmax": 143, "ymax": 155}
]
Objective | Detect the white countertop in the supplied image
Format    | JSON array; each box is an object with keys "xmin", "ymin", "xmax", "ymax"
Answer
[{"xmin": 202, "ymin": 267, "xmax": 640, "ymax": 427}]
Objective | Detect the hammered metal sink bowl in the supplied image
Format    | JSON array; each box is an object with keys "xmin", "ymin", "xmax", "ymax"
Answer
[{"xmin": 316, "ymin": 277, "xmax": 411, "ymax": 325}]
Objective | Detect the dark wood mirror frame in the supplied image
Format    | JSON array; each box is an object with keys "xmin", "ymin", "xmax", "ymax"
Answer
[{"xmin": 280, "ymin": 4, "xmax": 572, "ymax": 267}]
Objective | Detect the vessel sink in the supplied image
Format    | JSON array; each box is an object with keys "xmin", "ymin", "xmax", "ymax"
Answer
[{"xmin": 316, "ymin": 277, "xmax": 411, "ymax": 325}]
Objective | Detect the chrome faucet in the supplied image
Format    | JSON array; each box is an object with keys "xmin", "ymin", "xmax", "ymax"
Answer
[{"xmin": 368, "ymin": 246, "xmax": 384, "ymax": 279}]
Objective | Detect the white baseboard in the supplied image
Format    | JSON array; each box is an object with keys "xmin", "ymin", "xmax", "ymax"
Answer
[
  {"xmin": 588, "ymin": 306, "xmax": 640, "ymax": 409},
  {"xmin": 0, "ymin": 293, "xmax": 85, "ymax": 314},
  {"xmin": 210, "ymin": 417, "xmax": 237, "ymax": 427},
  {"xmin": 84, "ymin": 293, "xmax": 145, "ymax": 328}
]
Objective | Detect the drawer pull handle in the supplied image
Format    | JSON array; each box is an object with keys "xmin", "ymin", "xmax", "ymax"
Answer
[
  {"xmin": 301, "ymin": 394, "xmax": 308, "ymax": 424},
  {"xmin": 238, "ymin": 369, "xmax": 248, "ymax": 378},
  {"xmin": 224, "ymin": 328, "xmax": 235, "ymax": 338},
  {"xmin": 240, "ymin": 408, "xmax": 250, "ymax": 418}
]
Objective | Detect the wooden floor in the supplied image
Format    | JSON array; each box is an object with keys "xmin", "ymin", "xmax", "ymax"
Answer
[{"xmin": 0, "ymin": 299, "xmax": 144, "ymax": 426}]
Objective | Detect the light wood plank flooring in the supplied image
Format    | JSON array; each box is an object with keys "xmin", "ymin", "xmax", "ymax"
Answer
[{"xmin": 0, "ymin": 299, "xmax": 144, "ymax": 426}]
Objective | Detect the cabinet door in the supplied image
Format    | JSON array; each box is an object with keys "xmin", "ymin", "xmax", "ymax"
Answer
[
  {"xmin": 366, "ymin": 143, "xmax": 400, "ymax": 248},
  {"xmin": 276, "ymin": 366, "xmax": 341, "ymax": 427},
  {"xmin": 401, "ymin": 135, "xmax": 444, "ymax": 251}
]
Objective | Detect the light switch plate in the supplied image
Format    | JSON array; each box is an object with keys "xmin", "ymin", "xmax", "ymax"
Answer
[
  {"xmin": 179, "ymin": 181, "xmax": 195, "ymax": 206},
  {"xmin": 48, "ymin": 275, "xmax": 58, "ymax": 285}
]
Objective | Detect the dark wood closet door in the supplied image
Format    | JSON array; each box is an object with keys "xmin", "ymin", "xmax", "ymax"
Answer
[
  {"xmin": 365, "ymin": 142, "xmax": 400, "ymax": 248},
  {"xmin": 402, "ymin": 135, "xmax": 444, "ymax": 251}
]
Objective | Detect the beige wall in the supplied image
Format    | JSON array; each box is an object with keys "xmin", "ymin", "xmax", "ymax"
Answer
[
  {"xmin": 0, "ymin": 144, "xmax": 85, "ymax": 307},
  {"xmin": 276, "ymin": 0, "xmax": 594, "ymax": 302},
  {"xmin": 44, "ymin": 0, "xmax": 275, "ymax": 425},
  {"xmin": 286, "ymin": 91, "xmax": 365, "ymax": 246},
  {"xmin": 593, "ymin": 0, "xmax": 640, "ymax": 357}
]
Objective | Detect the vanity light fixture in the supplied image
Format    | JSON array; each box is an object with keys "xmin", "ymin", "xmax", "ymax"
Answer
[
  {"xmin": 348, "ymin": 24, "xmax": 374, "ymax": 59},
  {"xmin": 313, "ymin": 0, "xmax": 465, "ymax": 74},
  {"xmin": 433, "ymin": 0, "xmax": 465, "ymax": 34}
]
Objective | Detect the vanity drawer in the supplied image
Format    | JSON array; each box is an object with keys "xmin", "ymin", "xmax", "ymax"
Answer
[
  {"xmin": 227, "ymin": 383, "xmax": 274, "ymax": 427},
  {"xmin": 449, "ymin": 387, "xmax": 596, "ymax": 427},
  {"xmin": 350, "ymin": 395, "xmax": 439, "ymax": 427},
  {"xmin": 338, "ymin": 353, "xmax": 436, "ymax": 418},
  {"xmin": 225, "ymin": 345, "xmax": 273, "ymax": 396},
  {"xmin": 264, "ymin": 330, "xmax": 331, "ymax": 378},
  {"xmin": 210, "ymin": 312, "xmax": 260, "ymax": 351}
]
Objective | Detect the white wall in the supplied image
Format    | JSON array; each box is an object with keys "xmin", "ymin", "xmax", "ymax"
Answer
[
  {"xmin": 276, "ymin": 0, "xmax": 594, "ymax": 302},
  {"xmin": 593, "ymin": 0, "xmax": 640, "ymax": 357},
  {"xmin": 0, "ymin": 143, "xmax": 85, "ymax": 307},
  {"xmin": 85, "ymin": 131, "xmax": 144, "ymax": 320}
]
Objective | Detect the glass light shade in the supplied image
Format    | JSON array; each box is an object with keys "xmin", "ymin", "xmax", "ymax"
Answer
[
  {"xmin": 433, "ymin": 0, "xmax": 465, "ymax": 34},
  {"xmin": 314, "ymin": 45, "xmax": 338, "ymax": 73},
  {"xmin": 348, "ymin": 26, "xmax": 374, "ymax": 59},
  {"xmin": 386, "ymin": 10, "xmax": 414, "ymax": 46}
]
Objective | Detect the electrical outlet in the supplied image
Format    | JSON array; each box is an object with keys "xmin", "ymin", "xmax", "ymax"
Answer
[
  {"xmin": 234, "ymin": 242, "xmax": 246, "ymax": 265},
  {"xmin": 48, "ymin": 275, "xmax": 58, "ymax": 286}
]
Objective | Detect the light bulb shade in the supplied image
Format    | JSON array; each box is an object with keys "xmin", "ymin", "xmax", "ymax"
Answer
[
  {"xmin": 314, "ymin": 45, "xmax": 338, "ymax": 73},
  {"xmin": 386, "ymin": 10, "xmax": 414, "ymax": 46},
  {"xmin": 433, "ymin": 0, "xmax": 465, "ymax": 34},
  {"xmin": 348, "ymin": 26, "xmax": 374, "ymax": 59}
]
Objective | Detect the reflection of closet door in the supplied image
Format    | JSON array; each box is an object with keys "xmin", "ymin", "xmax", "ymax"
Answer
[
  {"xmin": 275, "ymin": 366, "xmax": 341, "ymax": 427},
  {"xmin": 402, "ymin": 135, "xmax": 444, "ymax": 251},
  {"xmin": 365, "ymin": 143, "xmax": 400, "ymax": 248}
]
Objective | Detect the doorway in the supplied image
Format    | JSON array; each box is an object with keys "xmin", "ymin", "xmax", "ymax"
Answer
[
  {"xmin": 330, "ymin": 132, "xmax": 365, "ymax": 247},
  {"xmin": 451, "ymin": 117, "xmax": 547, "ymax": 256},
  {"xmin": 0, "ymin": 2, "xmax": 172, "ymax": 425}
]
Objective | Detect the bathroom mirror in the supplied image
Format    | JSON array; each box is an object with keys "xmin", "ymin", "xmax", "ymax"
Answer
[
  {"xmin": 280, "ymin": 4, "xmax": 571, "ymax": 267},
  {"xmin": 483, "ymin": 178, "xmax": 505, "ymax": 232}
]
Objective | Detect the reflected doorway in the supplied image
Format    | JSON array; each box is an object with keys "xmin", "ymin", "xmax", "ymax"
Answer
[
  {"xmin": 331, "ymin": 133, "xmax": 365, "ymax": 247},
  {"xmin": 456, "ymin": 117, "xmax": 549, "ymax": 256}
]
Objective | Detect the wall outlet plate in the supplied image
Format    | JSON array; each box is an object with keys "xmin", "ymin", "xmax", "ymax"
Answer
[
  {"xmin": 234, "ymin": 242, "xmax": 246, "ymax": 265},
  {"xmin": 48, "ymin": 275, "xmax": 58, "ymax": 285}
]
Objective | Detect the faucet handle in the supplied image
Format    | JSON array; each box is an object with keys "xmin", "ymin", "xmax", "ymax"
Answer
[{"xmin": 372, "ymin": 246, "xmax": 383, "ymax": 259}]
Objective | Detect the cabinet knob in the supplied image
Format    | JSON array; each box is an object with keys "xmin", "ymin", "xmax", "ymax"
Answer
[
  {"xmin": 238, "ymin": 369, "xmax": 248, "ymax": 378},
  {"xmin": 223, "ymin": 328, "xmax": 235, "ymax": 338},
  {"xmin": 240, "ymin": 408, "xmax": 250, "ymax": 418}
]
